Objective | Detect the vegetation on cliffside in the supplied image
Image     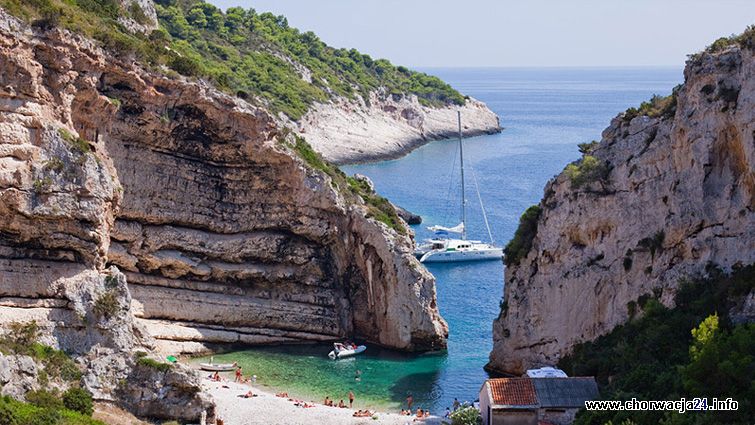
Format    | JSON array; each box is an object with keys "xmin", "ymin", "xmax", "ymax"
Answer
[
  {"xmin": 287, "ymin": 135, "xmax": 406, "ymax": 234},
  {"xmin": 559, "ymin": 265, "xmax": 755, "ymax": 425},
  {"xmin": 503, "ymin": 205, "xmax": 541, "ymax": 266},
  {"xmin": 0, "ymin": 0, "xmax": 465, "ymax": 119}
]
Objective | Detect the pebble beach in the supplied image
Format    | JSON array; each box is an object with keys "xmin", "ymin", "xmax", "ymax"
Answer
[{"xmin": 203, "ymin": 377, "xmax": 445, "ymax": 425}]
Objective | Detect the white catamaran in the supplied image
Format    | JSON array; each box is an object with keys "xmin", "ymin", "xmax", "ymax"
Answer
[{"xmin": 414, "ymin": 112, "xmax": 503, "ymax": 263}]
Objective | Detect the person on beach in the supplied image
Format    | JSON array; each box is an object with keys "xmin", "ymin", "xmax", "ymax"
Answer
[
  {"xmin": 416, "ymin": 408, "xmax": 423, "ymax": 417},
  {"xmin": 348, "ymin": 390, "xmax": 354, "ymax": 407},
  {"xmin": 234, "ymin": 366, "xmax": 243, "ymax": 383},
  {"xmin": 338, "ymin": 399, "xmax": 346, "ymax": 408},
  {"xmin": 406, "ymin": 393, "xmax": 414, "ymax": 410},
  {"xmin": 211, "ymin": 371, "xmax": 221, "ymax": 382},
  {"xmin": 453, "ymin": 397, "xmax": 460, "ymax": 411},
  {"xmin": 324, "ymin": 396, "xmax": 330, "ymax": 406},
  {"xmin": 445, "ymin": 407, "xmax": 451, "ymax": 418}
]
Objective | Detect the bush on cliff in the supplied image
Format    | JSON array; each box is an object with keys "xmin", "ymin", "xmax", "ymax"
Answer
[
  {"xmin": 560, "ymin": 264, "xmax": 755, "ymax": 425},
  {"xmin": 565, "ymin": 155, "xmax": 611, "ymax": 189},
  {"xmin": 0, "ymin": 321, "xmax": 81, "ymax": 382},
  {"xmin": 503, "ymin": 205, "xmax": 542, "ymax": 267},
  {"xmin": 0, "ymin": 395, "xmax": 103, "ymax": 425},
  {"xmin": 0, "ymin": 0, "xmax": 465, "ymax": 119},
  {"xmin": 62, "ymin": 388, "xmax": 94, "ymax": 416},
  {"xmin": 624, "ymin": 91, "xmax": 678, "ymax": 122}
]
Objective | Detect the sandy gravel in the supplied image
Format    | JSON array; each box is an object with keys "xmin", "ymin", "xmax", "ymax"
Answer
[{"xmin": 203, "ymin": 378, "xmax": 446, "ymax": 425}]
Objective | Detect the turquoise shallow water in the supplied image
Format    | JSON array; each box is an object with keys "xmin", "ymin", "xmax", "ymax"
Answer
[{"xmin": 197, "ymin": 67, "xmax": 683, "ymax": 413}]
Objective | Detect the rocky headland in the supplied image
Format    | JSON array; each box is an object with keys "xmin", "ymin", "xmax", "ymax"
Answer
[
  {"xmin": 488, "ymin": 38, "xmax": 754, "ymax": 375},
  {"xmin": 296, "ymin": 91, "xmax": 500, "ymax": 164}
]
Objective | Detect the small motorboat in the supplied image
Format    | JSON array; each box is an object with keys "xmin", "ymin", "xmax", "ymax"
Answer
[
  {"xmin": 199, "ymin": 357, "xmax": 237, "ymax": 371},
  {"xmin": 328, "ymin": 342, "xmax": 366, "ymax": 359}
]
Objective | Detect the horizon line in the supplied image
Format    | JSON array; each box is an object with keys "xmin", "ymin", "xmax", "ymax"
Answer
[{"xmin": 411, "ymin": 65, "xmax": 685, "ymax": 70}]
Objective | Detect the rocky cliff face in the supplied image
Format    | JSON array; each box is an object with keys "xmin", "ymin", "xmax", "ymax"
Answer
[
  {"xmin": 297, "ymin": 91, "xmax": 500, "ymax": 164},
  {"xmin": 488, "ymin": 43, "xmax": 754, "ymax": 375},
  {"xmin": 0, "ymin": 0, "xmax": 445, "ymax": 387}
]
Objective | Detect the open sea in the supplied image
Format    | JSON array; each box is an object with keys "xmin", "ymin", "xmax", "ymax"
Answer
[{"xmin": 197, "ymin": 67, "xmax": 683, "ymax": 414}]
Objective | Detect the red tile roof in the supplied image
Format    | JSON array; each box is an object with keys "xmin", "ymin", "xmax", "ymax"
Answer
[{"xmin": 487, "ymin": 378, "xmax": 538, "ymax": 406}]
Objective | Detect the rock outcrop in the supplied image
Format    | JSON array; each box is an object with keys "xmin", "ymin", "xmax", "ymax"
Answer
[
  {"xmin": 488, "ymin": 43, "xmax": 754, "ymax": 375},
  {"xmin": 0, "ymin": 6, "xmax": 447, "ymax": 419},
  {"xmin": 297, "ymin": 91, "xmax": 501, "ymax": 164},
  {"xmin": 0, "ymin": 6, "xmax": 445, "ymax": 358}
]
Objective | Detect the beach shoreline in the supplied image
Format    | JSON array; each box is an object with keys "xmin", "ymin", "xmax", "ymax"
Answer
[{"xmin": 202, "ymin": 375, "xmax": 446, "ymax": 425}]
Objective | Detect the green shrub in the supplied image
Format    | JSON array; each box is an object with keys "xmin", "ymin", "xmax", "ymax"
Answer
[
  {"xmin": 25, "ymin": 390, "xmax": 63, "ymax": 411},
  {"xmin": 564, "ymin": 155, "xmax": 611, "ymax": 189},
  {"xmin": 624, "ymin": 91, "xmax": 678, "ymax": 121},
  {"xmin": 168, "ymin": 54, "xmax": 200, "ymax": 77},
  {"xmin": 450, "ymin": 406, "xmax": 481, "ymax": 425},
  {"xmin": 503, "ymin": 205, "xmax": 542, "ymax": 266},
  {"xmin": 577, "ymin": 140, "xmax": 599, "ymax": 155},
  {"xmin": 563, "ymin": 265, "xmax": 755, "ymax": 425},
  {"xmin": 0, "ymin": 401, "xmax": 18, "ymax": 425},
  {"xmin": 93, "ymin": 291, "xmax": 120, "ymax": 319},
  {"xmin": 28, "ymin": 408, "xmax": 60, "ymax": 425},
  {"xmin": 137, "ymin": 356, "xmax": 173, "ymax": 372},
  {"xmin": 62, "ymin": 388, "xmax": 94, "ymax": 416},
  {"xmin": 0, "ymin": 395, "xmax": 104, "ymax": 425},
  {"xmin": 30, "ymin": 344, "xmax": 82, "ymax": 382}
]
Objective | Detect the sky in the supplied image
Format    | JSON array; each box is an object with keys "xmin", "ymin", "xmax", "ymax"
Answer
[{"xmin": 207, "ymin": 0, "xmax": 754, "ymax": 68}]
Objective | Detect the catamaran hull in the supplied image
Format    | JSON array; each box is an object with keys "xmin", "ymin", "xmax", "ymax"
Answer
[{"xmin": 420, "ymin": 248, "xmax": 503, "ymax": 263}]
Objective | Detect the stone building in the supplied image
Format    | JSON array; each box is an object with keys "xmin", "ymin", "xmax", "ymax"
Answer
[{"xmin": 479, "ymin": 377, "xmax": 598, "ymax": 425}]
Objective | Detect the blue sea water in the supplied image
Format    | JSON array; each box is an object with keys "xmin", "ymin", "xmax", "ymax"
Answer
[{"xmin": 200, "ymin": 67, "xmax": 683, "ymax": 414}]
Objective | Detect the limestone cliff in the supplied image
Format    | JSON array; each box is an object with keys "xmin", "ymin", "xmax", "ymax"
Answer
[
  {"xmin": 488, "ymin": 41, "xmax": 754, "ymax": 375},
  {"xmin": 0, "ymin": 0, "xmax": 445, "ymax": 388},
  {"xmin": 296, "ymin": 91, "xmax": 500, "ymax": 164}
]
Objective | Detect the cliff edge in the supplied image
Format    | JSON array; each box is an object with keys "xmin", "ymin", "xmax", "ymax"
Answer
[{"xmin": 488, "ymin": 35, "xmax": 754, "ymax": 375}]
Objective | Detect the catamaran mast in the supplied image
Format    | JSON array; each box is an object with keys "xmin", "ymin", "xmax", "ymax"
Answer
[{"xmin": 458, "ymin": 111, "xmax": 466, "ymax": 240}]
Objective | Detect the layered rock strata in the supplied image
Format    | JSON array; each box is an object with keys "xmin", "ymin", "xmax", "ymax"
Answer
[
  {"xmin": 0, "ymin": 8, "xmax": 448, "ymax": 419},
  {"xmin": 488, "ymin": 43, "xmax": 754, "ymax": 375}
]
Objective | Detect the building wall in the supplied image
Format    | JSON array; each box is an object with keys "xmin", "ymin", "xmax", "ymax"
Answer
[
  {"xmin": 492, "ymin": 410, "xmax": 538, "ymax": 425},
  {"xmin": 479, "ymin": 387, "xmax": 492, "ymax": 425},
  {"xmin": 539, "ymin": 408, "xmax": 579, "ymax": 425}
]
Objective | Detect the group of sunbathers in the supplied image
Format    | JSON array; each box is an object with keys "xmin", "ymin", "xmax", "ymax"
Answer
[
  {"xmin": 352, "ymin": 410, "xmax": 374, "ymax": 417},
  {"xmin": 399, "ymin": 408, "xmax": 431, "ymax": 419},
  {"xmin": 322, "ymin": 396, "xmax": 347, "ymax": 408}
]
